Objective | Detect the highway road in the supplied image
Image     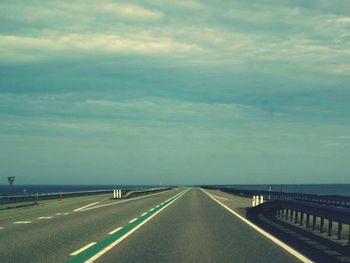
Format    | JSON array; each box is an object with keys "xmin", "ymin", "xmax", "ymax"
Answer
[{"xmin": 0, "ymin": 188, "xmax": 307, "ymax": 263}]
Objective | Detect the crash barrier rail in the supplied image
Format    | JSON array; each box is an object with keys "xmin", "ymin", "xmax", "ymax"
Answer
[
  {"xmin": 1, "ymin": 187, "xmax": 172, "ymax": 204},
  {"xmin": 123, "ymin": 187, "xmax": 172, "ymax": 198},
  {"xmin": 252, "ymin": 200, "xmax": 350, "ymax": 243},
  {"xmin": 0, "ymin": 189, "xmax": 113, "ymax": 204},
  {"xmin": 202, "ymin": 186, "xmax": 350, "ymax": 208}
]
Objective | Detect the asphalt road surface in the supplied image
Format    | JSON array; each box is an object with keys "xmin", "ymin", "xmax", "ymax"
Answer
[{"xmin": 0, "ymin": 188, "xmax": 304, "ymax": 263}]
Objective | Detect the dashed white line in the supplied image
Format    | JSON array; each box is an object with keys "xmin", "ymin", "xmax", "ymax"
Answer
[
  {"xmin": 149, "ymin": 208, "xmax": 154, "ymax": 211},
  {"xmin": 128, "ymin": 218, "xmax": 138, "ymax": 224},
  {"xmin": 56, "ymin": 213, "xmax": 63, "ymax": 215},
  {"xmin": 70, "ymin": 242, "xmax": 97, "ymax": 256},
  {"xmin": 141, "ymin": 212, "xmax": 147, "ymax": 216},
  {"xmin": 81, "ymin": 190, "xmax": 175, "ymax": 212},
  {"xmin": 109, "ymin": 227, "xmax": 122, "ymax": 235},
  {"xmin": 63, "ymin": 212, "xmax": 70, "ymax": 215},
  {"xmin": 38, "ymin": 216, "xmax": 53, "ymax": 219},
  {"xmin": 84, "ymin": 188, "xmax": 189, "ymax": 263},
  {"xmin": 74, "ymin": 201, "xmax": 100, "ymax": 212},
  {"xmin": 0, "ymin": 227, "xmax": 4, "ymax": 229},
  {"xmin": 14, "ymin": 221, "xmax": 32, "ymax": 224}
]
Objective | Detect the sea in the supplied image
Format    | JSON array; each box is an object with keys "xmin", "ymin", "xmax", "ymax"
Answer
[
  {"xmin": 226, "ymin": 184, "xmax": 350, "ymax": 197},
  {"xmin": 0, "ymin": 184, "xmax": 349, "ymax": 197}
]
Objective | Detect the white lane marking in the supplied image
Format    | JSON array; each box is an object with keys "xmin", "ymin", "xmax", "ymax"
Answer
[
  {"xmin": 38, "ymin": 216, "xmax": 53, "ymax": 219},
  {"xmin": 74, "ymin": 201, "xmax": 100, "ymax": 212},
  {"xmin": 128, "ymin": 218, "xmax": 138, "ymax": 223},
  {"xmin": 85, "ymin": 188, "xmax": 190, "ymax": 263},
  {"xmin": 200, "ymin": 189, "xmax": 313, "ymax": 263},
  {"xmin": 209, "ymin": 194, "xmax": 231, "ymax": 201},
  {"xmin": 14, "ymin": 221, "xmax": 32, "ymax": 224},
  {"xmin": 0, "ymin": 227, "xmax": 4, "ymax": 229},
  {"xmin": 70, "ymin": 242, "xmax": 97, "ymax": 256},
  {"xmin": 109, "ymin": 227, "xmax": 122, "ymax": 235},
  {"xmin": 141, "ymin": 212, "xmax": 147, "ymax": 216},
  {"xmin": 56, "ymin": 213, "xmax": 63, "ymax": 215},
  {"xmin": 81, "ymin": 189, "xmax": 176, "ymax": 212},
  {"xmin": 149, "ymin": 208, "xmax": 154, "ymax": 211},
  {"xmin": 63, "ymin": 212, "xmax": 70, "ymax": 215}
]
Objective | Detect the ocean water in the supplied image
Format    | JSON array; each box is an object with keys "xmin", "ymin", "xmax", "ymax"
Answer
[
  {"xmin": 0, "ymin": 184, "xmax": 160, "ymax": 195},
  {"xmin": 227, "ymin": 184, "xmax": 350, "ymax": 197}
]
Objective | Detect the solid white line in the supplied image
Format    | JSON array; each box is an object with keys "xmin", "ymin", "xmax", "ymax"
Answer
[
  {"xmin": 38, "ymin": 216, "xmax": 53, "ymax": 219},
  {"xmin": 128, "ymin": 218, "xmax": 138, "ymax": 223},
  {"xmin": 209, "ymin": 194, "xmax": 231, "ymax": 201},
  {"xmin": 200, "ymin": 189, "xmax": 313, "ymax": 263},
  {"xmin": 14, "ymin": 221, "xmax": 32, "ymax": 224},
  {"xmin": 109, "ymin": 227, "xmax": 122, "ymax": 235},
  {"xmin": 70, "ymin": 242, "xmax": 97, "ymax": 256},
  {"xmin": 84, "ymin": 188, "xmax": 190, "ymax": 263},
  {"xmin": 141, "ymin": 212, "xmax": 147, "ymax": 216},
  {"xmin": 74, "ymin": 201, "xmax": 100, "ymax": 212},
  {"xmin": 81, "ymin": 190, "xmax": 175, "ymax": 212}
]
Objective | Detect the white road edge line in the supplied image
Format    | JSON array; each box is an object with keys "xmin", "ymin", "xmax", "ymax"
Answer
[
  {"xmin": 74, "ymin": 201, "xmax": 100, "ymax": 212},
  {"xmin": 210, "ymin": 194, "xmax": 231, "ymax": 201},
  {"xmin": 84, "ymin": 188, "xmax": 190, "ymax": 263},
  {"xmin": 70, "ymin": 242, "xmax": 97, "ymax": 256},
  {"xmin": 14, "ymin": 221, "xmax": 32, "ymax": 224},
  {"xmin": 128, "ymin": 218, "xmax": 138, "ymax": 223},
  {"xmin": 81, "ymin": 189, "xmax": 176, "ymax": 212},
  {"xmin": 200, "ymin": 189, "xmax": 313, "ymax": 263},
  {"xmin": 108, "ymin": 227, "xmax": 122, "ymax": 235}
]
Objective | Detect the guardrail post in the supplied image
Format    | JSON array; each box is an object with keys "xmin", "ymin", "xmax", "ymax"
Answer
[
  {"xmin": 328, "ymin": 219, "xmax": 333, "ymax": 236},
  {"xmin": 337, "ymin": 222, "xmax": 342, "ymax": 240},
  {"xmin": 312, "ymin": 215, "xmax": 317, "ymax": 230},
  {"xmin": 306, "ymin": 214, "xmax": 310, "ymax": 228},
  {"xmin": 320, "ymin": 217, "xmax": 324, "ymax": 233}
]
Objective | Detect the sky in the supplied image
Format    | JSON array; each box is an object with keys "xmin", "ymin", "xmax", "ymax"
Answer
[{"xmin": 0, "ymin": 0, "xmax": 350, "ymax": 185}]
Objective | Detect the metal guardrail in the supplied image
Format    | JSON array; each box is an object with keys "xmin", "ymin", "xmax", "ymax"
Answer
[
  {"xmin": 202, "ymin": 186, "xmax": 350, "ymax": 243},
  {"xmin": 0, "ymin": 189, "xmax": 114, "ymax": 204},
  {"xmin": 123, "ymin": 187, "xmax": 172, "ymax": 198},
  {"xmin": 251, "ymin": 200, "xmax": 350, "ymax": 243},
  {"xmin": 0, "ymin": 187, "xmax": 173, "ymax": 204},
  {"xmin": 202, "ymin": 186, "xmax": 350, "ymax": 208}
]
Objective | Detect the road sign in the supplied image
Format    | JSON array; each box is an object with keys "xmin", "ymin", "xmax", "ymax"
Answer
[{"xmin": 8, "ymin": 176, "xmax": 15, "ymax": 185}]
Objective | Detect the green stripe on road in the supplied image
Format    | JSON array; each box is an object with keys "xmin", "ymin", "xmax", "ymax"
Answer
[{"xmin": 67, "ymin": 190, "xmax": 185, "ymax": 263}]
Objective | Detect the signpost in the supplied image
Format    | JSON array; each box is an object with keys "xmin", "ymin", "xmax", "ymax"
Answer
[{"xmin": 8, "ymin": 176, "xmax": 15, "ymax": 194}]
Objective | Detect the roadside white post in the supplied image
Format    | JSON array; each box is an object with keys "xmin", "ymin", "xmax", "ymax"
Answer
[
  {"xmin": 260, "ymin": 195, "xmax": 264, "ymax": 204},
  {"xmin": 256, "ymin": 195, "xmax": 260, "ymax": 206},
  {"xmin": 252, "ymin": 196, "xmax": 256, "ymax": 207},
  {"xmin": 113, "ymin": 190, "xmax": 116, "ymax": 199},
  {"xmin": 118, "ymin": 189, "xmax": 122, "ymax": 199}
]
